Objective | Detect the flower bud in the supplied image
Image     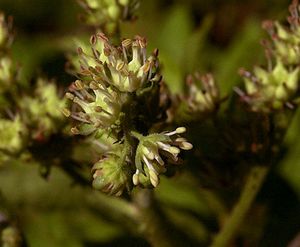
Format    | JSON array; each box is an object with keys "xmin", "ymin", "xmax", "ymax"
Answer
[
  {"xmin": 92, "ymin": 153, "xmax": 131, "ymax": 196},
  {"xmin": 178, "ymin": 73, "xmax": 220, "ymax": 120}
]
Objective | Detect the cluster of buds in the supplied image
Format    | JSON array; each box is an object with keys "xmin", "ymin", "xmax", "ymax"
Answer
[
  {"xmin": 172, "ymin": 73, "xmax": 220, "ymax": 122},
  {"xmin": 184, "ymin": 73, "xmax": 220, "ymax": 115},
  {"xmin": 237, "ymin": 0, "xmax": 300, "ymax": 112},
  {"xmin": 132, "ymin": 127, "xmax": 193, "ymax": 188},
  {"xmin": 77, "ymin": 0, "xmax": 139, "ymax": 33}
]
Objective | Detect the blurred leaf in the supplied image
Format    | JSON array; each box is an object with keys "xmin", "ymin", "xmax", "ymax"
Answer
[
  {"xmin": 0, "ymin": 162, "xmax": 121, "ymax": 246},
  {"xmin": 155, "ymin": 177, "xmax": 212, "ymax": 217},
  {"xmin": 213, "ymin": 18, "xmax": 264, "ymax": 96},
  {"xmin": 156, "ymin": 4, "xmax": 193, "ymax": 93}
]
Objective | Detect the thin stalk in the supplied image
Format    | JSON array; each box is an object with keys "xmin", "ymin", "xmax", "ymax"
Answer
[{"xmin": 210, "ymin": 165, "xmax": 269, "ymax": 247}]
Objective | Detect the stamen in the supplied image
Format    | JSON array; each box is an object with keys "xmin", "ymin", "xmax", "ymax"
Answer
[
  {"xmin": 74, "ymin": 80, "xmax": 84, "ymax": 90},
  {"xmin": 142, "ymin": 146, "xmax": 154, "ymax": 160},
  {"xmin": 154, "ymin": 154, "xmax": 164, "ymax": 166},
  {"xmin": 149, "ymin": 169, "xmax": 159, "ymax": 187},
  {"xmin": 70, "ymin": 113, "xmax": 90, "ymax": 123},
  {"xmin": 65, "ymin": 92, "xmax": 75, "ymax": 100},
  {"xmin": 176, "ymin": 127, "xmax": 186, "ymax": 134},
  {"xmin": 179, "ymin": 142, "xmax": 193, "ymax": 150},
  {"xmin": 157, "ymin": 141, "xmax": 171, "ymax": 151},
  {"xmin": 71, "ymin": 127, "xmax": 80, "ymax": 135},
  {"xmin": 62, "ymin": 108, "xmax": 71, "ymax": 117},
  {"xmin": 143, "ymin": 155, "xmax": 156, "ymax": 172},
  {"xmin": 168, "ymin": 146, "xmax": 180, "ymax": 154},
  {"xmin": 73, "ymin": 97, "xmax": 91, "ymax": 113}
]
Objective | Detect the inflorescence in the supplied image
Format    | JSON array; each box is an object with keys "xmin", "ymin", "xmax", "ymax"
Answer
[{"xmin": 64, "ymin": 33, "xmax": 192, "ymax": 195}]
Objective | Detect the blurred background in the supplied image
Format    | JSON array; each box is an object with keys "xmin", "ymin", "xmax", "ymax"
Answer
[{"xmin": 1, "ymin": 0, "xmax": 300, "ymax": 246}]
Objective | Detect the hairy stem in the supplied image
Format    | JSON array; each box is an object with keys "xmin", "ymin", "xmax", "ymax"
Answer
[{"xmin": 210, "ymin": 165, "xmax": 269, "ymax": 247}]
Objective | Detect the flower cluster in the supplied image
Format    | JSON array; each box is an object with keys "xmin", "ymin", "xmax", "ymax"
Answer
[
  {"xmin": 0, "ymin": 13, "xmax": 27, "ymax": 163},
  {"xmin": 65, "ymin": 33, "xmax": 161, "ymax": 136},
  {"xmin": 78, "ymin": 33, "xmax": 160, "ymax": 92},
  {"xmin": 263, "ymin": 1, "xmax": 300, "ymax": 65},
  {"xmin": 132, "ymin": 127, "xmax": 193, "ymax": 187},
  {"xmin": 238, "ymin": 61, "xmax": 299, "ymax": 112},
  {"xmin": 237, "ymin": 1, "xmax": 300, "ymax": 112},
  {"xmin": 77, "ymin": 0, "xmax": 139, "ymax": 33}
]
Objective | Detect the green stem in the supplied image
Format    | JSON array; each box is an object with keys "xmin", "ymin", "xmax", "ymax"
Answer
[
  {"xmin": 133, "ymin": 189, "xmax": 183, "ymax": 247},
  {"xmin": 210, "ymin": 166, "xmax": 269, "ymax": 247}
]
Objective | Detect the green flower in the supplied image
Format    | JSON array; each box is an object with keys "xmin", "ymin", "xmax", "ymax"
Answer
[{"xmin": 132, "ymin": 127, "xmax": 192, "ymax": 187}]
